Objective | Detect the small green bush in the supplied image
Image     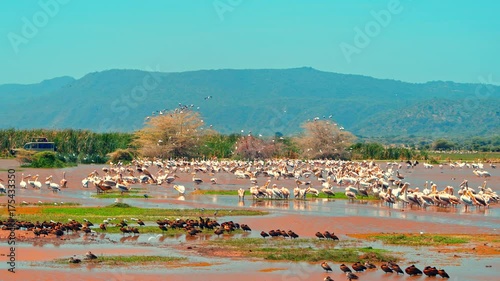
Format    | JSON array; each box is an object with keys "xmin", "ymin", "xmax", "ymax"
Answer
[{"xmin": 30, "ymin": 151, "xmax": 67, "ymax": 168}]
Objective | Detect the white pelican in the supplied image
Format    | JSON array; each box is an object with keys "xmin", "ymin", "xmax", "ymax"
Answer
[
  {"xmin": 45, "ymin": 176, "xmax": 61, "ymax": 193},
  {"xmin": 173, "ymin": 185, "xmax": 185, "ymax": 195},
  {"xmin": 238, "ymin": 188, "xmax": 245, "ymax": 201},
  {"xmin": 33, "ymin": 175, "xmax": 42, "ymax": 189},
  {"xmin": 280, "ymin": 187, "xmax": 290, "ymax": 199},
  {"xmin": 460, "ymin": 190, "xmax": 475, "ymax": 211},
  {"xmin": 192, "ymin": 173, "xmax": 203, "ymax": 185},
  {"xmin": 306, "ymin": 186, "xmax": 320, "ymax": 196},
  {"xmin": 44, "ymin": 175, "xmax": 52, "ymax": 186},
  {"xmin": 116, "ymin": 182, "xmax": 130, "ymax": 194},
  {"xmin": 60, "ymin": 172, "xmax": 68, "ymax": 188},
  {"xmin": 249, "ymin": 186, "xmax": 262, "ymax": 198},
  {"xmin": 165, "ymin": 174, "xmax": 179, "ymax": 184},
  {"xmin": 82, "ymin": 177, "xmax": 90, "ymax": 188},
  {"xmin": 345, "ymin": 190, "xmax": 357, "ymax": 202},
  {"xmin": 322, "ymin": 188, "xmax": 335, "ymax": 198},
  {"xmin": 422, "ymin": 181, "xmax": 431, "ymax": 195},
  {"xmin": 20, "ymin": 173, "xmax": 27, "ymax": 189},
  {"xmin": 0, "ymin": 179, "xmax": 5, "ymax": 193}
]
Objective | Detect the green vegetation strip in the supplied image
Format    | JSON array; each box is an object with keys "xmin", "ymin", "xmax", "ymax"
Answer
[
  {"xmin": 370, "ymin": 234, "xmax": 469, "ymax": 246},
  {"xmin": 427, "ymin": 152, "xmax": 500, "ymax": 162},
  {"xmin": 208, "ymin": 238, "xmax": 397, "ymax": 262},
  {"xmin": 91, "ymin": 189, "xmax": 149, "ymax": 198},
  {"xmin": 24, "ymin": 202, "xmax": 80, "ymax": 206},
  {"xmin": 195, "ymin": 190, "xmax": 378, "ymax": 200},
  {"xmin": 5, "ymin": 203, "xmax": 267, "ymax": 222},
  {"xmin": 0, "ymin": 202, "xmax": 81, "ymax": 206},
  {"xmin": 55, "ymin": 255, "xmax": 186, "ymax": 265}
]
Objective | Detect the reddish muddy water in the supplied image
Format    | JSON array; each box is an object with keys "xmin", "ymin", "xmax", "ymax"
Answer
[{"xmin": 0, "ymin": 159, "xmax": 498, "ymax": 281}]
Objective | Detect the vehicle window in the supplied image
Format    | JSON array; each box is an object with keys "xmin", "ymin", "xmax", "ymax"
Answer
[{"xmin": 39, "ymin": 143, "xmax": 51, "ymax": 149}]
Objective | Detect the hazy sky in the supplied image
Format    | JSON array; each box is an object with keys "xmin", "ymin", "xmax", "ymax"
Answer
[{"xmin": 1, "ymin": 0, "xmax": 499, "ymax": 85}]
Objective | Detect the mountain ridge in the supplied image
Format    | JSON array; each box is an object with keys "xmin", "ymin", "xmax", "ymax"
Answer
[{"xmin": 1, "ymin": 67, "xmax": 498, "ymax": 138}]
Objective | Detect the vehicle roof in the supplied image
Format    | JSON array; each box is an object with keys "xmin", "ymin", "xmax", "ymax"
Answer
[{"xmin": 30, "ymin": 137, "xmax": 50, "ymax": 142}]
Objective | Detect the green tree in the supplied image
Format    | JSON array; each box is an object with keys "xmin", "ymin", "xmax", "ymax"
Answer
[{"xmin": 431, "ymin": 139, "xmax": 456, "ymax": 151}]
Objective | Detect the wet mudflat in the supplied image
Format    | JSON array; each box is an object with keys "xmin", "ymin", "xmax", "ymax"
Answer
[{"xmin": 0, "ymin": 159, "xmax": 498, "ymax": 280}]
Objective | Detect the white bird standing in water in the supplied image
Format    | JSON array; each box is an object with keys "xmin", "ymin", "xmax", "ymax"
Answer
[
  {"xmin": 0, "ymin": 179, "xmax": 6, "ymax": 193},
  {"xmin": 173, "ymin": 185, "xmax": 185, "ymax": 195},
  {"xmin": 20, "ymin": 173, "xmax": 28, "ymax": 189},
  {"xmin": 60, "ymin": 172, "xmax": 68, "ymax": 188}
]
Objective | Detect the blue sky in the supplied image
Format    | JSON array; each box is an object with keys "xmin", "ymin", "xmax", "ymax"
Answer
[{"xmin": 1, "ymin": 0, "xmax": 499, "ymax": 85}]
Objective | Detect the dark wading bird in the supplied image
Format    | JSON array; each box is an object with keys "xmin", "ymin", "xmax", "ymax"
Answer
[
  {"xmin": 321, "ymin": 261, "xmax": 333, "ymax": 272},
  {"xmin": 241, "ymin": 224, "xmax": 251, "ymax": 231},
  {"xmin": 260, "ymin": 231, "xmax": 269, "ymax": 238},
  {"xmin": 352, "ymin": 262, "xmax": 366, "ymax": 272},
  {"xmin": 381, "ymin": 263, "xmax": 393, "ymax": 273},
  {"xmin": 158, "ymin": 225, "xmax": 168, "ymax": 233},
  {"xmin": 346, "ymin": 272, "xmax": 359, "ymax": 280},
  {"xmin": 69, "ymin": 256, "xmax": 81, "ymax": 264},
  {"xmin": 438, "ymin": 269, "xmax": 450, "ymax": 278},
  {"xmin": 340, "ymin": 263, "xmax": 352, "ymax": 273},
  {"xmin": 85, "ymin": 251, "xmax": 98, "ymax": 260},
  {"xmin": 423, "ymin": 266, "xmax": 439, "ymax": 277},
  {"xmin": 405, "ymin": 264, "xmax": 422, "ymax": 276},
  {"xmin": 214, "ymin": 228, "xmax": 224, "ymax": 237},
  {"xmin": 364, "ymin": 261, "xmax": 376, "ymax": 269},
  {"xmin": 324, "ymin": 276, "xmax": 334, "ymax": 281},
  {"xmin": 390, "ymin": 262, "xmax": 404, "ymax": 275}
]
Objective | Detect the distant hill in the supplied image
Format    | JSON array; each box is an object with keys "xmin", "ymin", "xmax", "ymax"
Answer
[{"xmin": 0, "ymin": 68, "xmax": 498, "ymax": 138}]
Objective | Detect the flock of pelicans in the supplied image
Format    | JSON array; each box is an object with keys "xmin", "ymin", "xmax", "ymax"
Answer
[
  {"xmin": 320, "ymin": 261, "xmax": 450, "ymax": 280},
  {"xmin": 2, "ymin": 158, "xmax": 497, "ymax": 213},
  {"xmin": 79, "ymin": 158, "xmax": 497, "ymax": 211},
  {"xmin": 0, "ymin": 172, "xmax": 67, "ymax": 193}
]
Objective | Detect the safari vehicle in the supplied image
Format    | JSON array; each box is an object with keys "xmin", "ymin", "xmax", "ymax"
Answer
[{"xmin": 10, "ymin": 137, "xmax": 57, "ymax": 155}]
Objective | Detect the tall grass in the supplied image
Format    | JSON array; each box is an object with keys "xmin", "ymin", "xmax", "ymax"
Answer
[
  {"xmin": 0, "ymin": 128, "xmax": 134, "ymax": 163},
  {"xmin": 2, "ymin": 204, "xmax": 268, "ymax": 222},
  {"xmin": 371, "ymin": 234, "xmax": 469, "ymax": 246}
]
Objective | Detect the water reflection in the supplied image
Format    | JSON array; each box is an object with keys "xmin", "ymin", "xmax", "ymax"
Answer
[
  {"xmin": 119, "ymin": 235, "xmax": 140, "ymax": 243},
  {"xmin": 248, "ymin": 199, "xmax": 313, "ymax": 211}
]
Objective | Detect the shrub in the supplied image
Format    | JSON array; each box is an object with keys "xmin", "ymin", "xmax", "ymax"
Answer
[
  {"xmin": 30, "ymin": 151, "xmax": 67, "ymax": 168},
  {"xmin": 107, "ymin": 149, "xmax": 136, "ymax": 164}
]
